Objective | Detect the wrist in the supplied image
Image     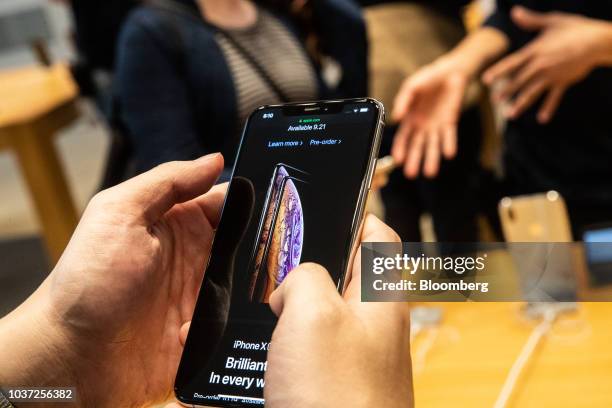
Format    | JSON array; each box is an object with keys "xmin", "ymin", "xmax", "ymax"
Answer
[
  {"xmin": 589, "ymin": 19, "xmax": 612, "ymax": 67},
  {"xmin": 450, "ymin": 27, "xmax": 509, "ymax": 78},
  {"xmin": 0, "ymin": 284, "xmax": 79, "ymax": 402},
  {"xmin": 434, "ymin": 53, "xmax": 475, "ymax": 79}
]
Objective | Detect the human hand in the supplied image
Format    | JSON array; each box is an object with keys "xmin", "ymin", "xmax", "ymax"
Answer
[
  {"xmin": 391, "ymin": 57, "xmax": 469, "ymax": 179},
  {"xmin": 264, "ymin": 215, "xmax": 413, "ymax": 408},
  {"xmin": 483, "ymin": 6, "xmax": 612, "ymax": 124},
  {"xmin": 0, "ymin": 154, "xmax": 226, "ymax": 407}
]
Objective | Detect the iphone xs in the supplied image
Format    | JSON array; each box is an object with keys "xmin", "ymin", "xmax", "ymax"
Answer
[{"xmin": 175, "ymin": 99, "xmax": 384, "ymax": 407}]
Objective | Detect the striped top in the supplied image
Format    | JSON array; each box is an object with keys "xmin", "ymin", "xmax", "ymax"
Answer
[{"xmin": 216, "ymin": 8, "xmax": 318, "ymax": 127}]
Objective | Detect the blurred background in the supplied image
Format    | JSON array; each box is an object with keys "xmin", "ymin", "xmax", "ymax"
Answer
[
  {"xmin": 1, "ymin": 0, "xmax": 612, "ymax": 406},
  {"xmin": 0, "ymin": 0, "xmax": 109, "ymax": 316},
  {"xmin": 0, "ymin": 0, "xmax": 500, "ymax": 316}
]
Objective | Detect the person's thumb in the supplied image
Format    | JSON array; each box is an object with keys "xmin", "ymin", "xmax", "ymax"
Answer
[
  {"xmin": 91, "ymin": 153, "xmax": 224, "ymax": 225},
  {"xmin": 511, "ymin": 5, "xmax": 551, "ymax": 31},
  {"xmin": 269, "ymin": 263, "xmax": 341, "ymax": 318}
]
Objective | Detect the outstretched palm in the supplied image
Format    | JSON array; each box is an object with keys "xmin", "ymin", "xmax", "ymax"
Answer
[{"xmin": 392, "ymin": 62, "xmax": 467, "ymax": 178}]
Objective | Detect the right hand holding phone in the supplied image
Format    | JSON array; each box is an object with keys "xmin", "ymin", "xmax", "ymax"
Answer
[
  {"xmin": 391, "ymin": 58, "xmax": 469, "ymax": 179},
  {"xmin": 265, "ymin": 215, "xmax": 413, "ymax": 408}
]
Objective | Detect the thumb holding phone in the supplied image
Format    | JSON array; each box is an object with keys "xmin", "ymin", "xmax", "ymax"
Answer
[
  {"xmin": 265, "ymin": 215, "xmax": 413, "ymax": 408},
  {"xmin": 0, "ymin": 154, "xmax": 227, "ymax": 407}
]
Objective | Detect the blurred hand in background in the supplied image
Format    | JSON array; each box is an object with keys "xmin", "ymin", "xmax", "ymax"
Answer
[
  {"xmin": 483, "ymin": 6, "xmax": 612, "ymax": 124},
  {"xmin": 390, "ymin": 24, "xmax": 508, "ymax": 179},
  {"xmin": 391, "ymin": 57, "xmax": 468, "ymax": 179},
  {"xmin": 391, "ymin": 5, "xmax": 612, "ymax": 179}
]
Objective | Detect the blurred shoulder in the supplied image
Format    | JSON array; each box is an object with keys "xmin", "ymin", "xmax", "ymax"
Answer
[
  {"xmin": 119, "ymin": 3, "xmax": 213, "ymax": 46},
  {"xmin": 313, "ymin": 0, "xmax": 363, "ymax": 21}
]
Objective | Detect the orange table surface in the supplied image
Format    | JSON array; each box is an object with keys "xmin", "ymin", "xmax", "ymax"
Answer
[
  {"xmin": 412, "ymin": 302, "xmax": 612, "ymax": 407},
  {"xmin": 0, "ymin": 64, "xmax": 77, "ymax": 128}
]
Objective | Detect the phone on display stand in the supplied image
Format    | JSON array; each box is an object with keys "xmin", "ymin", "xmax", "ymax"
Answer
[
  {"xmin": 498, "ymin": 190, "xmax": 572, "ymax": 242},
  {"xmin": 174, "ymin": 98, "xmax": 385, "ymax": 407},
  {"xmin": 498, "ymin": 191, "xmax": 577, "ymax": 301}
]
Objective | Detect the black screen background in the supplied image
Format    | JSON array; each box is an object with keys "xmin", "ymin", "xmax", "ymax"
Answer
[{"xmin": 175, "ymin": 100, "xmax": 380, "ymax": 406}]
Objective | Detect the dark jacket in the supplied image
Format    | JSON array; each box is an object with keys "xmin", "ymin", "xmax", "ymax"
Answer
[
  {"xmin": 70, "ymin": 0, "xmax": 138, "ymax": 70},
  {"xmin": 115, "ymin": 0, "xmax": 367, "ymax": 173}
]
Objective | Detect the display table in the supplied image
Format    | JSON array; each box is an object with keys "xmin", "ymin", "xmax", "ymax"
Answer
[
  {"xmin": 413, "ymin": 302, "xmax": 612, "ymax": 407},
  {"xmin": 0, "ymin": 64, "xmax": 80, "ymax": 263}
]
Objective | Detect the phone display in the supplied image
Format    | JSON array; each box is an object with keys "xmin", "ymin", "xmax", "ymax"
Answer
[
  {"xmin": 248, "ymin": 164, "xmax": 309, "ymax": 303},
  {"xmin": 174, "ymin": 99, "xmax": 384, "ymax": 407}
]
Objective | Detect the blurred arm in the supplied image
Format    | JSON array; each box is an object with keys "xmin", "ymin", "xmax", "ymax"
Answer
[
  {"xmin": 442, "ymin": 26, "xmax": 509, "ymax": 78},
  {"xmin": 591, "ymin": 20, "xmax": 612, "ymax": 66},
  {"xmin": 115, "ymin": 13, "xmax": 206, "ymax": 173},
  {"xmin": 0, "ymin": 286, "xmax": 77, "ymax": 401}
]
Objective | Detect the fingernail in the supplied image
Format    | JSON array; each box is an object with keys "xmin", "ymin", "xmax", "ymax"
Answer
[{"xmin": 196, "ymin": 152, "xmax": 222, "ymax": 163}]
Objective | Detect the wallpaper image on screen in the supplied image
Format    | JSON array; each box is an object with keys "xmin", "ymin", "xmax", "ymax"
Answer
[
  {"xmin": 174, "ymin": 100, "xmax": 381, "ymax": 407},
  {"xmin": 248, "ymin": 164, "xmax": 307, "ymax": 303}
]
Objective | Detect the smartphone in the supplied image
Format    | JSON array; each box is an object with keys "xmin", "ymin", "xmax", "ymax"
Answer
[
  {"xmin": 498, "ymin": 191, "xmax": 576, "ymax": 301},
  {"xmin": 174, "ymin": 99, "xmax": 384, "ymax": 407},
  {"xmin": 498, "ymin": 190, "xmax": 573, "ymax": 242}
]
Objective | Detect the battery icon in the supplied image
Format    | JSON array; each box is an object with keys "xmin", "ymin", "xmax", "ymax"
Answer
[{"xmin": 360, "ymin": 108, "xmax": 369, "ymax": 113}]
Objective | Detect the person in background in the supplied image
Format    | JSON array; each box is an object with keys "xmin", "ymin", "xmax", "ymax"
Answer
[
  {"xmin": 0, "ymin": 155, "xmax": 412, "ymax": 408},
  {"xmin": 52, "ymin": 0, "xmax": 138, "ymax": 111},
  {"xmin": 358, "ymin": 0, "xmax": 486, "ymax": 242},
  {"xmin": 115, "ymin": 0, "xmax": 367, "ymax": 179},
  {"xmin": 392, "ymin": 1, "xmax": 612, "ymax": 238},
  {"xmin": 50, "ymin": 0, "xmax": 142, "ymax": 189}
]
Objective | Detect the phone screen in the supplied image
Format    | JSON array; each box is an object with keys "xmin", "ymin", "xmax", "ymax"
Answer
[{"xmin": 174, "ymin": 99, "xmax": 382, "ymax": 407}]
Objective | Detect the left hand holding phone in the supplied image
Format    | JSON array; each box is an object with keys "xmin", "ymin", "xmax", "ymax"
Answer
[{"xmin": 0, "ymin": 154, "xmax": 226, "ymax": 407}]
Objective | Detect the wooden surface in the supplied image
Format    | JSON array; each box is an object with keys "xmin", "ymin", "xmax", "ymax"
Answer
[
  {"xmin": 412, "ymin": 302, "xmax": 612, "ymax": 407},
  {"xmin": 0, "ymin": 64, "xmax": 79, "ymax": 262},
  {"xmin": 0, "ymin": 64, "xmax": 77, "ymax": 128}
]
